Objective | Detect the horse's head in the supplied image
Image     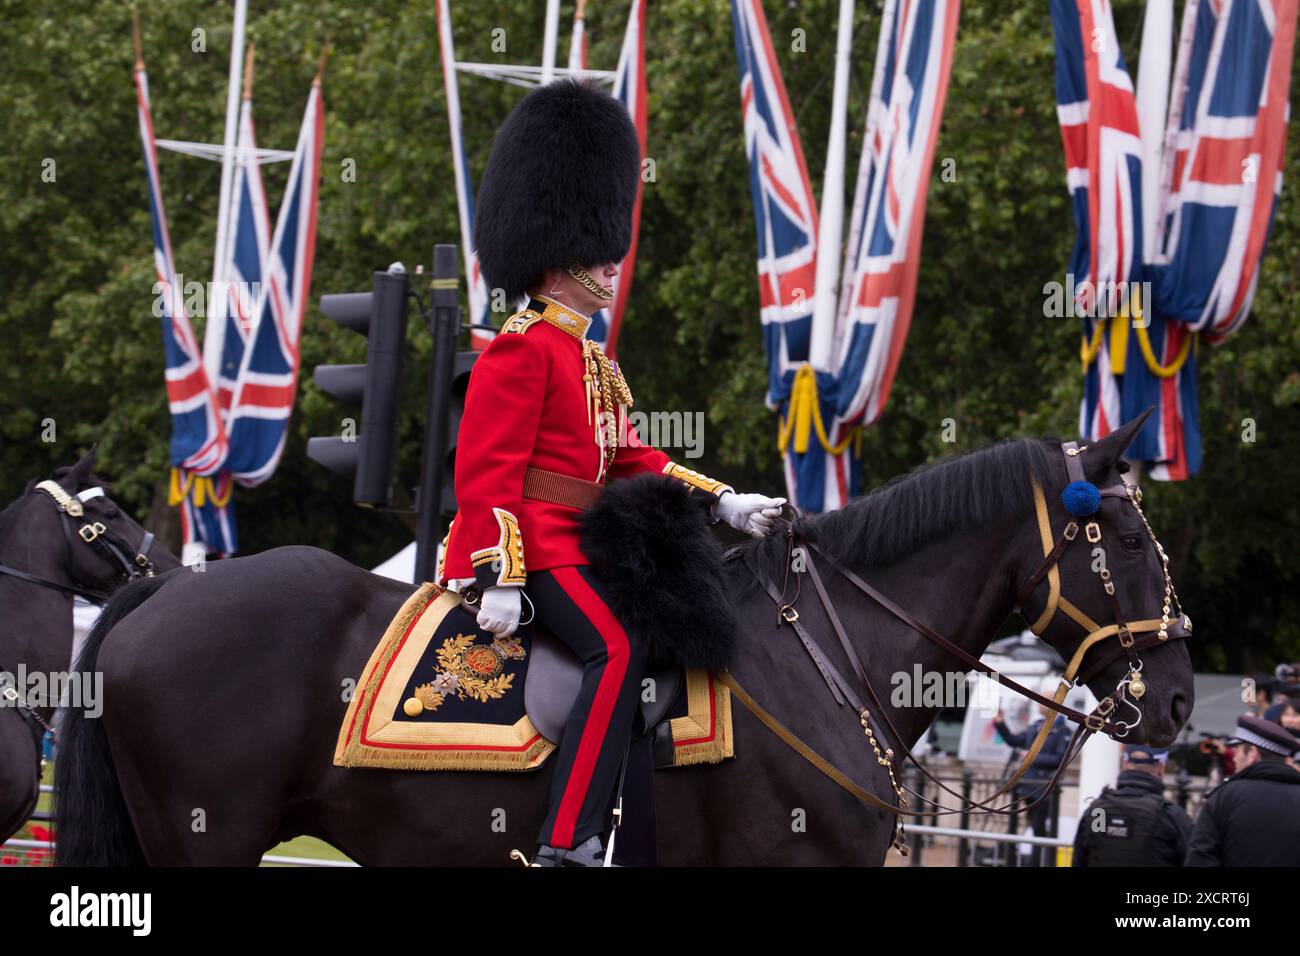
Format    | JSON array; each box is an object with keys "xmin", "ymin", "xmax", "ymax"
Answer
[
  {"xmin": 24, "ymin": 447, "xmax": 182, "ymax": 597},
  {"xmin": 1017, "ymin": 411, "xmax": 1193, "ymax": 747}
]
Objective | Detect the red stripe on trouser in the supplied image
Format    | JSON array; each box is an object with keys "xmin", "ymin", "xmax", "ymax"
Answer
[{"xmin": 548, "ymin": 565, "xmax": 631, "ymax": 849}]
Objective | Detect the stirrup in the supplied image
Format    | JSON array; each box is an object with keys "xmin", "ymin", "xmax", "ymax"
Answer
[{"xmin": 522, "ymin": 834, "xmax": 616, "ymax": 868}]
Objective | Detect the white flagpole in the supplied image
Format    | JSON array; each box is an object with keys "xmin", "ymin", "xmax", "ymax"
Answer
[
  {"xmin": 809, "ymin": 0, "xmax": 855, "ymax": 373},
  {"xmin": 438, "ymin": 0, "xmax": 493, "ymax": 345},
  {"xmin": 541, "ymin": 0, "xmax": 562, "ymax": 84},
  {"xmin": 1154, "ymin": 0, "xmax": 1199, "ymax": 263},
  {"xmin": 1135, "ymin": 0, "xmax": 1173, "ymax": 265},
  {"xmin": 834, "ymin": 0, "xmax": 897, "ymax": 369},
  {"xmin": 203, "ymin": 0, "xmax": 249, "ymax": 396}
]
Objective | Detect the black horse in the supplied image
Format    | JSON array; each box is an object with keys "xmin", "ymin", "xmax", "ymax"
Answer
[
  {"xmin": 0, "ymin": 449, "xmax": 179, "ymax": 842},
  {"xmin": 55, "ymin": 418, "xmax": 1193, "ymax": 865}
]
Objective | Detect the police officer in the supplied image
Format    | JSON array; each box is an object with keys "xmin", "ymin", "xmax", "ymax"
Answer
[
  {"xmin": 1071, "ymin": 745, "xmax": 1190, "ymax": 866},
  {"xmin": 1186, "ymin": 715, "xmax": 1300, "ymax": 866},
  {"xmin": 995, "ymin": 703, "xmax": 1073, "ymax": 865}
]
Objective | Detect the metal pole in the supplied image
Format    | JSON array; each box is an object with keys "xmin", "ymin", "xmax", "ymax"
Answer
[
  {"xmin": 415, "ymin": 245, "xmax": 461, "ymax": 584},
  {"xmin": 907, "ymin": 764, "xmax": 923, "ymax": 867},
  {"xmin": 958, "ymin": 769, "xmax": 972, "ymax": 867},
  {"xmin": 1135, "ymin": 0, "xmax": 1174, "ymax": 263},
  {"xmin": 1007, "ymin": 804, "xmax": 1020, "ymax": 868},
  {"xmin": 808, "ymin": 0, "xmax": 856, "ymax": 373},
  {"xmin": 203, "ymin": 0, "xmax": 248, "ymax": 390},
  {"xmin": 1046, "ymin": 789, "xmax": 1060, "ymax": 867},
  {"xmin": 540, "ymin": 0, "xmax": 561, "ymax": 84}
]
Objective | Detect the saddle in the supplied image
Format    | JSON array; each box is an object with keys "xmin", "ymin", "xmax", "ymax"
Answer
[
  {"xmin": 333, "ymin": 584, "xmax": 734, "ymax": 774},
  {"xmin": 525, "ymin": 626, "xmax": 681, "ymax": 749}
]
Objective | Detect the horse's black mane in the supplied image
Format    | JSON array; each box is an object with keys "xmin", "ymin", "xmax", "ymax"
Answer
[{"xmin": 737, "ymin": 437, "xmax": 1058, "ymax": 589}]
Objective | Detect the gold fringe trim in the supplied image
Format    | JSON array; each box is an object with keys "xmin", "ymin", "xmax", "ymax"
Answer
[
  {"xmin": 669, "ymin": 670, "xmax": 735, "ymax": 767},
  {"xmin": 334, "ymin": 582, "xmax": 442, "ymax": 767},
  {"xmin": 337, "ymin": 731, "xmax": 553, "ymax": 772}
]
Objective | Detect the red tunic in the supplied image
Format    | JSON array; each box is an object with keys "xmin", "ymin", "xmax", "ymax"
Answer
[{"xmin": 439, "ymin": 295, "xmax": 731, "ymax": 589}]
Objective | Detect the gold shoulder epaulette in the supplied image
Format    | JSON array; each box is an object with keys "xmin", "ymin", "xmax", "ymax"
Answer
[{"xmin": 502, "ymin": 309, "xmax": 543, "ymax": 334}]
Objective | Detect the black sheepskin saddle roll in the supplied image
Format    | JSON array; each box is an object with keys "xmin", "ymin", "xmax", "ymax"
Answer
[{"xmin": 578, "ymin": 474, "xmax": 737, "ymax": 672}]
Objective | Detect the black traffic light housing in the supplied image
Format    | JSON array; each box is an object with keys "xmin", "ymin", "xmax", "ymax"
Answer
[
  {"xmin": 307, "ymin": 267, "xmax": 410, "ymax": 507},
  {"xmin": 310, "ymin": 245, "xmax": 483, "ymax": 585},
  {"xmin": 440, "ymin": 351, "xmax": 480, "ymax": 514}
]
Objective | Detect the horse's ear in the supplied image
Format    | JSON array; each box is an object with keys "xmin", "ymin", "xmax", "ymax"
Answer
[
  {"xmin": 66, "ymin": 444, "xmax": 99, "ymax": 488},
  {"xmin": 1083, "ymin": 408, "xmax": 1152, "ymax": 480}
]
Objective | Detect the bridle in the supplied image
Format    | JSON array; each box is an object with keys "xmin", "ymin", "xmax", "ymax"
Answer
[
  {"xmin": 0, "ymin": 478, "xmax": 159, "ymax": 765},
  {"xmin": 1005, "ymin": 440, "xmax": 1189, "ymax": 765},
  {"xmin": 721, "ymin": 440, "xmax": 1192, "ymax": 854},
  {"xmin": 0, "ymin": 479, "xmax": 158, "ymax": 605},
  {"xmin": 0, "ymin": 670, "xmax": 52, "ymax": 791}
]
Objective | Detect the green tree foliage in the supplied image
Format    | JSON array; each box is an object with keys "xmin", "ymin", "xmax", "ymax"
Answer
[{"xmin": 0, "ymin": 0, "xmax": 1296, "ymax": 671}]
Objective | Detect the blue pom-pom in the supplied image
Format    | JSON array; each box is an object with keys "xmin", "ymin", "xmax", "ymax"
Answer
[{"xmin": 1061, "ymin": 480, "xmax": 1102, "ymax": 517}]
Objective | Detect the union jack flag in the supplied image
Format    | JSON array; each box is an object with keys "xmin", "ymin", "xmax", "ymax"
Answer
[
  {"xmin": 139, "ymin": 53, "xmax": 323, "ymax": 555},
  {"xmin": 732, "ymin": 0, "xmax": 957, "ymax": 511},
  {"xmin": 731, "ymin": 0, "xmax": 822, "ymax": 500},
  {"xmin": 1154, "ymin": 0, "xmax": 1294, "ymax": 342},
  {"xmin": 1054, "ymin": 0, "xmax": 1295, "ymax": 479},
  {"xmin": 1052, "ymin": 0, "xmax": 1145, "ymax": 443},
  {"xmin": 223, "ymin": 79, "xmax": 324, "ymax": 486},
  {"xmin": 831, "ymin": 0, "xmax": 960, "ymax": 494},
  {"xmin": 134, "ymin": 61, "xmax": 227, "ymax": 477},
  {"xmin": 213, "ymin": 95, "xmax": 272, "ymax": 423}
]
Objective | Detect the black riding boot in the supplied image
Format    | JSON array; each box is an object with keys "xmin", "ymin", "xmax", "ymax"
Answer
[{"xmin": 530, "ymin": 833, "xmax": 616, "ymax": 867}]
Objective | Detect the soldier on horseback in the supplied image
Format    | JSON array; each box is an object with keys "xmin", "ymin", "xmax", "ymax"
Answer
[{"xmin": 438, "ymin": 79, "xmax": 784, "ymax": 866}]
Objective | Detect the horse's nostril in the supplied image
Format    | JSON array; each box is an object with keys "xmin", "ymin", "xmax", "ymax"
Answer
[{"xmin": 1169, "ymin": 693, "xmax": 1189, "ymax": 728}]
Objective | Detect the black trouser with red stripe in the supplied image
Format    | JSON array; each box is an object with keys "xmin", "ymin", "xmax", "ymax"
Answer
[{"xmin": 527, "ymin": 566, "xmax": 646, "ymax": 850}]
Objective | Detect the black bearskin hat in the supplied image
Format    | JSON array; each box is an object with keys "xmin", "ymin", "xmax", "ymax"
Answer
[{"xmin": 473, "ymin": 79, "xmax": 640, "ymax": 305}]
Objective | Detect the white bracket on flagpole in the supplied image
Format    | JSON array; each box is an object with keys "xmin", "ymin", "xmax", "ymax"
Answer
[
  {"xmin": 156, "ymin": 139, "xmax": 295, "ymax": 164},
  {"xmin": 454, "ymin": 62, "xmax": 614, "ymax": 88}
]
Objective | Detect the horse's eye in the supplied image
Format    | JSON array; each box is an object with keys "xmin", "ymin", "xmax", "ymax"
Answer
[
  {"xmin": 1120, "ymin": 533, "xmax": 1142, "ymax": 552},
  {"xmin": 103, "ymin": 506, "xmax": 119, "ymax": 519}
]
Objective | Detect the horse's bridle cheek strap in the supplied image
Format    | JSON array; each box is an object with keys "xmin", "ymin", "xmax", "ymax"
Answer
[{"xmin": 1023, "ymin": 480, "xmax": 1062, "ymax": 635}]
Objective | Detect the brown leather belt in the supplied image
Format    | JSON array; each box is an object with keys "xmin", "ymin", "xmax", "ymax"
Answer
[{"xmin": 522, "ymin": 467, "xmax": 604, "ymax": 510}]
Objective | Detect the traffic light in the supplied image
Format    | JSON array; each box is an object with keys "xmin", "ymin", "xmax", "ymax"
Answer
[
  {"xmin": 440, "ymin": 351, "xmax": 480, "ymax": 514},
  {"xmin": 307, "ymin": 265, "xmax": 410, "ymax": 507}
]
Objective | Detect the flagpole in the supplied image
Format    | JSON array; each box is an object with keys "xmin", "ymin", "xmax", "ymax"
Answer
[
  {"xmin": 835, "ymin": 0, "xmax": 897, "ymax": 369},
  {"xmin": 132, "ymin": 7, "xmax": 144, "ymax": 72},
  {"xmin": 1154, "ymin": 0, "xmax": 1199, "ymax": 264},
  {"xmin": 809, "ymin": 0, "xmax": 855, "ymax": 373},
  {"xmin": 1135, "ymin": 0, "xmax": 1173, "ymax": 265},
  {"xmin": 314, "ymin": 38, "xmax": 332, "ymax": 88},
  {"xmin": 204, "ymin": 0, "xmax": 249, "ymax": 392},
  {"xmin": 243, "ymin": 42, "xmax": 255, "ymax": 103},
  {"xmin": 541, "ymin": 0, "xmax": 561, "ymax": 84}
]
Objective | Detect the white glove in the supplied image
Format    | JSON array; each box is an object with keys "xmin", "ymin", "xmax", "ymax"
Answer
[
  {"xmin": 476, "ymin": 586, "xmax": 521, "ymax": 636},
  {"xmin": 714, "ymin": 491, "xmax": 787, "ymax": 538}
]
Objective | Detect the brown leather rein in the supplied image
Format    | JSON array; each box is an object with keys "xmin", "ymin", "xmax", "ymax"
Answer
[{"xmin": 722, "ymin": 441, "xmax": 1192, "ymax": 853}]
